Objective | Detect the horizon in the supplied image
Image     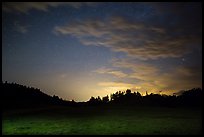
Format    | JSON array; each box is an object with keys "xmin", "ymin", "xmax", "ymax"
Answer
[
  {"xmin": 2, "ymin": 2, "xmax": 202, "ymax": 102},
  {"xmin": 1, "ymin": 80, "xmax": 202, "ymax": 102}
]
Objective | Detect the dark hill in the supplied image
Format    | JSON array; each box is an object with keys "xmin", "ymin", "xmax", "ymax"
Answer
[{"xmin": 1, "ymin": 82, "xmax": 73, "ymax": 110}]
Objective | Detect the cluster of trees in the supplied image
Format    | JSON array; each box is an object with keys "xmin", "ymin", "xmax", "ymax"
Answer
[
  {"xmin": 2, "ymin": 81, "xmax": 202, "ymax": 109},
  {"xmin": 87, "ymin": 95, "xmax": 109, "ymax": 105},
  {"xmin": 88, "ymin": 89, "xmax": 202, "ymax": 107}
]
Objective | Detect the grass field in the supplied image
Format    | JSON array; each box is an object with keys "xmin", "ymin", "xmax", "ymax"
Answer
[{"xmin": 2, "ymin": 105, "xmax": 202, "ymax": 135}]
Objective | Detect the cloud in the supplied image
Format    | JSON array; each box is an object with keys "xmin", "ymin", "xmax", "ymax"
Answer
[
  {"xmin": 98, "ymin": 81, "xmax": 141, "ymax": 93},
  {"xmin": 54, "ymin": 12, "xmax": 201, "ymax": 94},
  {"xmin": 54, "ymin": 16, "xmax": 199, "ymax": 60},
  {"xmin": 111, "ymin": 58, "xmax": 159, "ymax": 80},
  {"xmin": 2, "ymin": 2, "xmax": 96, "ymax": 13},
  {"xmin": 14, "ymin": 22, "xmax": 29, "ymax": 34},
  {"xmin": 50, "ymin": 4, "xmax": 200, "ymax": 95},
  {"xmin": 95, "ymin": 58, "xmax": 162, "ymax": 93},
  {"xmin": 158, "ymin": 66, "xmax": 202, "ymax": 91},
  {"xmin": 112, "ymin": 59, "xmax": 163, "ymax": 86},
  {"xmin": 110, "ymin": 58, "xmax": 202, "ymax": 94},
  {"xmin": 94, "ymin": 67, "xmax": 127, "ymax": 78}
]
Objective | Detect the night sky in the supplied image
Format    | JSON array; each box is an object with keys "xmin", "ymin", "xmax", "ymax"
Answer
[{"xmin": 2, "ymin": 2, "xmax": 202, "ymax": 101}]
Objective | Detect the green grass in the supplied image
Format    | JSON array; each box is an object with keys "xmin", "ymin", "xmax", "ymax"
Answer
[{"xmin": 2, "ymin": 106, "xmax": 202, "ymax": 135}]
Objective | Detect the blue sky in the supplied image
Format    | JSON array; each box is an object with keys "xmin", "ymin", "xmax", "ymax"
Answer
[{"xmin": 2, "ymin": 2, "xmax": 202, "ymax": 101}]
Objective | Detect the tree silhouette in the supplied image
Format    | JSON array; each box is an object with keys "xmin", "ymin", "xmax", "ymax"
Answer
[
  {"xmin": 2, "ymin": 81, "xmax": 202, "ymax": 109},
  {"xmin": 102, "ymin": 95, "xmax": 109, "ymax": 103},
  {"xmin": 126, "ymin": 89, "xmax": 131, "ymax": 95}
]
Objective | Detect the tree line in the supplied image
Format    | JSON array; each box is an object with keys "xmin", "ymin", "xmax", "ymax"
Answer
[
  {"xmin": 2, "ymin": 81, "xmax": 202, "ymax": 109},
  {"xmin": 87, "ymin": 89, "xmax": 202, "ymax": 107}
]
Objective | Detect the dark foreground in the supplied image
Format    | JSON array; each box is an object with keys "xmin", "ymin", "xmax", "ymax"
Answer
[{"xmin": 2, "ymin": 106, "xmax": 202, "ymax": 135}]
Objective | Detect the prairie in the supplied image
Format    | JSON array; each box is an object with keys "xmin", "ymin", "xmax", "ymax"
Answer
[{"xmin": 2, "ymin": 105, "xmax": 202, "ymax": 135}]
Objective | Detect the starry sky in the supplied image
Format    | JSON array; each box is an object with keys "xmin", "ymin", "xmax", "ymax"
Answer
[{"xmin": 2, "ymin": 2, "xmax": 202, "ymax": 101}]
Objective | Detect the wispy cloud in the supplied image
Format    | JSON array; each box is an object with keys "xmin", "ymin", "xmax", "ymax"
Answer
[
  {"xmin": 54, "ymin": 14, "xmax": 201, "ymax": 94},
  {"xmin": 157, "ymin": 66, "xmax": 202, "ymax": 91},
  {"xmin": 3, "ymin": 2, "xmax": 96, "ymax": 13},
  {"xmin": 109, "ymin": 58, "xmax": 202, "ymax": 94},
  {"xmin": 111, "ymin": 58, "xmax": 159, "ymax": 81},
  {"xmin": 54, "ymin": 16, "xmax": 198, "ymax": 60},
  {"xmin": 14, "ymin": 22, "xmax": 29, "ymax": 34},
  {"xmin": 94, "ymin": 67, "xmax": 127, "ymax": 78},
  {"xmin": 98, "ymin": 81, "xmax": 141, "ymax": 94}
]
